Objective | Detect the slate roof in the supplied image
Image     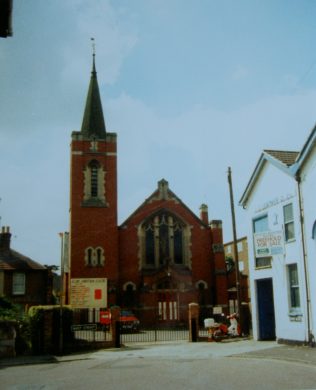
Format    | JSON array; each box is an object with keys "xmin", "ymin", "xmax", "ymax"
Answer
[
  {"xmin": 80, "ymin": 55, "xmax": 107, "ymax": 139},
  {"xmin": 0, "ymin": 249, "xmax": 47, "ymax": 271},
  {"xmin": 264, "ymin": 150, "xmax": 299, "ymax": 166}
]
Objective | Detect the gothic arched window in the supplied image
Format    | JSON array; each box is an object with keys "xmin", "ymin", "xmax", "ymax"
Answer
[{"xmin": 141, "ymin": 211, "xmax": 191, "ymax": 269}]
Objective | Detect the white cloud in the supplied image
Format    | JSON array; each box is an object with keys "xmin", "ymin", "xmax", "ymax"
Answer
[{"xmin": 107, "ymin": 88, "xmax": 316, "ymax": 240}]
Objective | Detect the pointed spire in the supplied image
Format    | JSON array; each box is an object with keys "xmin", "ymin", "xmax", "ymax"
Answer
[{"xmin": 81, "ymin": 39, "xmax": 106, "ymax": 139}]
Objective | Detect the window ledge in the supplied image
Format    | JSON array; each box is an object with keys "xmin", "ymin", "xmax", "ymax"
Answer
[
  {"xmin": 82, "ymin": 198, "xmax": 108, "ymax": 208},
  {"xmin": 254, "ymin": 265, "xmax": 272, "ymax": 270}
]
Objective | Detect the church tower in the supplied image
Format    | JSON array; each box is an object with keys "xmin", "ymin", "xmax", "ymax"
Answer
[{"xmin": 69, "ymin": 52, "xmax": 118, "ymax": 305}]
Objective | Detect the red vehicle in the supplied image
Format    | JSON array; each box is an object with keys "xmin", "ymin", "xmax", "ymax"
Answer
[
  {"xmin": 100, "ymin": 309, "xmax": 140, "ymax": 332},
  {"xmin": 120, "ymin": 310, "xmax": 140, "ymax": 332}
]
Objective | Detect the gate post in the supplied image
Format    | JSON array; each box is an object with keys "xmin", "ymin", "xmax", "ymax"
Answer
[
  {"xmin": 188, "ymin": 303, "xmax": 199, "ymax": 342},
  {"xmin": 110, "ymin": 306, "xmax": 121, "ymax": 348}
]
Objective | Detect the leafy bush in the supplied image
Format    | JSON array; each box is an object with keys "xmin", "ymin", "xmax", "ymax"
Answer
[
  {"xmin": 0, "ymin": 297, "xmax": 31, "ymax": 355},
  {"xmin": 0, "ymin": 296, "xmax": 19, "ymax": 320}
]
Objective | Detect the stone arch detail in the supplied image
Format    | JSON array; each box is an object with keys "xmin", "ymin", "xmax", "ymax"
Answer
[
  {"xmin": 123, "ymin": 281, "xmax": 137, "ymax": 291},
  {"xmin": 195, "ymin": 280, "xmax": 208, "ymax": 289}
]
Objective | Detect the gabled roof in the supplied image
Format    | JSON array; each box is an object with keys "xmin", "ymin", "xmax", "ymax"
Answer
[
  {"xmin": 239, "ymin": 123, "xmax": 316, "ymax": 208},
  {"xmin": 80, "ymin": 54, "xmax": 107, "ymax": 139},
  {"xmin": 292, "ymin": 123, "xmax": 316, "ymax": 174},
  {"xmin": 120, "ymin": 179, "xmax": 207, "ymax": 228},
  {"xmin": 0, "ymin": 249, "xmax": 47, "ymax": 271},
  {"xmin": 239, "ymin": 149, "xmax": 299, "ymax": 208},
  {"xmin": 264, "ymin": 150, "xmax": 299, "ymax": 166}
]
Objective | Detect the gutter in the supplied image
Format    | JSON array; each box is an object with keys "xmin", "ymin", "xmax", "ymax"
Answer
[{"xmin": 295, "ymin": 173, "xmax": 314, "ymax": 346}]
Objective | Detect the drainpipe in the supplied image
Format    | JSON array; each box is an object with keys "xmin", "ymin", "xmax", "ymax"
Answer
[{"xmin": 295, "ymin": 173, "xmax": 314, "ymax": 346}]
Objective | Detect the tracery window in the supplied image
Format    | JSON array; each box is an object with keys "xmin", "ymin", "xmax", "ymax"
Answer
[{"xmin": 141, "ymin": 211, "xmax": 190, "ymax": 268}]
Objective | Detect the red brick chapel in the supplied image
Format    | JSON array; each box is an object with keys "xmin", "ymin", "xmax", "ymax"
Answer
[{"xmin": 67, "ymin": 55, "xmax": 229, "ymax": 325}]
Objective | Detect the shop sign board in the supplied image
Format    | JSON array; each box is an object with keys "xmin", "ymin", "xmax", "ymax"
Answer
[{"xmin": 254, "ymin": 231, "xmax": 284, "ymax": 257}]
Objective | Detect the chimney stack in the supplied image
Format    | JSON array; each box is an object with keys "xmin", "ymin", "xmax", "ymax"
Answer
[
  {"xmin": 199, "ymin": 204, "xmax": 209, "ymax": 225},
  {"xmin": 0, "ymin": 226, "xmax": 11, "ymax": 251}
]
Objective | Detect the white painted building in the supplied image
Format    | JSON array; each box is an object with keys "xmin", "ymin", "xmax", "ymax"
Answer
[{"xmin": 240, "ymin": 125, "xmax": 316, "ymax": 344}]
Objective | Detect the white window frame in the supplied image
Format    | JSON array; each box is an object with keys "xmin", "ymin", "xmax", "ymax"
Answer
[
  {"xmin": 253, "ymin": 215, "xmax": 271, "ymax": 269},
  {"xmin": 283, "ymin": 203, "xmax": 295, "ymax": 242},
  {"xmin": 287, "ymin": 263, "xmax": 301, "ymax": 314}
]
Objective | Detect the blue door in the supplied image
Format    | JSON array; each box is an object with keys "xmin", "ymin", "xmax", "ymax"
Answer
[{"xmin": 256, "ymin": 278, "xmax": 276, "ymax": 340}]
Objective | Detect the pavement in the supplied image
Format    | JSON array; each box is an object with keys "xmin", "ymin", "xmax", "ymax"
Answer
[{"xmin": 1, "ymin": 338, "xmax": 316, "ymax": 368}]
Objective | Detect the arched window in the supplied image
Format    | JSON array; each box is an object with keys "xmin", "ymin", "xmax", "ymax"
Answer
[
  {"xmin": 141, "ymin": 210, "xmax": 190, "ymax": 268},
  {"xmin": 123, "ymin": 282, "xmax": 137, "ymax": 308},
  {"xmin": 89, "ymin": 160, "xmax": 100, "ymax": 198},
  {"xmin": 85, "ymin": 247, "xmax": 93, "ymax": 266},
  {"xmin": 85, "ymin": 247, "xmax": 105, "ymax": 267},
  {"xmin": 312, "ymin": 220, "xmax": 316, "ymax": 239},
  {"xmin": 83, "ymin": 160, "xmax": 106, "ymax": 204},
  {"xmin": 96, "ymin": 248, "xmax": 102, "ymax": 265}
]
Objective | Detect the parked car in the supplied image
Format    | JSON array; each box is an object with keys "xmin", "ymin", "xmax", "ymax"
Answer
[
  {"xmin": 120, "ymin": 310, "xmax": 140, "ymax": 332},
  {"xmin": 99, "ymin": 309, "xmax": 140, "ymax": 332}
]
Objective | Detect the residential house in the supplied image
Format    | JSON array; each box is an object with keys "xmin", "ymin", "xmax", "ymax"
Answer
[{"xmin": 0, "ymin": 226, "xmax": 53, "ymax": 313}]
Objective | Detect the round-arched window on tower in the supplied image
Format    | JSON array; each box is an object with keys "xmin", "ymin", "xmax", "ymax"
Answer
[{"xmin": 89, "ymin": 160, "xmax": 100, "ymax": 198}]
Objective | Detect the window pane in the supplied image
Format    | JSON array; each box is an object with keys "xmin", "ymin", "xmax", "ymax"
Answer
[
  {"xmin": 284, "ymin": 204, "xmax": 295, "ymax": 241},
  {"xmin": 254, "ymin": 215, "xmax": 268, "ymax": 233},
  {"xmin": 145, "ymin": 228, "xmax": 155, "ymax": 265},
  {"xmin": 159, "ymin": 223, "xmax": 169, "ymax": 264},
  {"xmin": 289, "ymin": 265, "xmax": 298, "ymax": 285},
  {"xmin": 12, "ymin": 273, "xmax": 25, "ymax": 295},
  {"xmin": 91, "ymin": 165, "xmax": 98, "ymax": 197},
  {"xmin": 290, "ymin": 287, "xmax": 300, "ymax": 308},
  {"xmin": 174, "ymin": 229, "xmax": 183, "ymax": 264},
  {"xmin": 288, "ymin": 264, "xmax": 300, "ymax": 308},
  {"xmin": 284, "ymin": 204, "xmax": 293, "ymax": 223},
  {"xmin": 255, "ymin": 257, "xmax": 271, "ymax": 268},
  {"xmin": 285, "ymin": 221, "xmax": 295, "ymax": 241}
]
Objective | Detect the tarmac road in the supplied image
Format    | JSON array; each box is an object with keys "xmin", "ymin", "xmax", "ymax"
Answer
[{"xmin": 1, "ymin": 340, "xmax": 316, "ymax": 390}]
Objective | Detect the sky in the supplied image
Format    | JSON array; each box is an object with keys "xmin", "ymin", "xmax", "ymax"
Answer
[{"xmin": 1, "ymin": 0, "xmax": 316, "ymax": 267}]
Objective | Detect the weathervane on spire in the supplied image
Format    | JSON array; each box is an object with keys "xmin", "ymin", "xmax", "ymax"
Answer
[
  {"xmin": 91, "ymin": 37, "xmax": 96, "ymax": 74},
  {"xmin": 91, "ymin": 37, "xmax": 96, "ymax": 56}
]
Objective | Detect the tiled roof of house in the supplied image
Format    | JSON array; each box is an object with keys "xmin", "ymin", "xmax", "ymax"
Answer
[
  {"xmin": 0, "ymin": 249, "xmax": 47, "ymax": 271},
  {"xmin": 264, "ymin": 150, "xmax": 299, "ymax": 166}
]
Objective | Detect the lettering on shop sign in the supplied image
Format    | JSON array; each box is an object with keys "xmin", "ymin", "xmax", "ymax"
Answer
[
  {"xmin": 254, "ymin": 231, "xmax": 284, "ymax": 257},
  {"xmin": 255, "ymin": 194, "xmax": 295, "ymax": 213}
]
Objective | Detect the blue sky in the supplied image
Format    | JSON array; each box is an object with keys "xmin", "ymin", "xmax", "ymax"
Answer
[{"xmin": 1, "ymin": 0, "xmax": 316, "ymax": 267}]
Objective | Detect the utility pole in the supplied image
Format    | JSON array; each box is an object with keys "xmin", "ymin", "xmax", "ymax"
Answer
[
  {"xmin": 227, "ymin": 167, "xmax": 243, "ymax": 333},
  {"xmin": 59, "ymin": 232, "xmax": 64, "ymax": 355}
]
